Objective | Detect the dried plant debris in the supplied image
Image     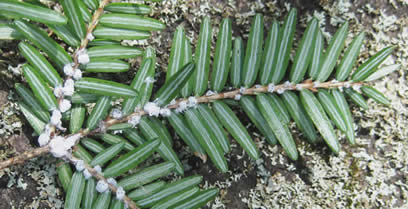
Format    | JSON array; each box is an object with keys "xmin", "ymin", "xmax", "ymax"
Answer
[{"xmin": 0, "ymin": 0, "xmax": 407, "ymax": 208}]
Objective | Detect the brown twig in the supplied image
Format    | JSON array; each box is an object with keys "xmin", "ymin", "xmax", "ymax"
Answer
[{"xmin": 0, "ymin": 80, "xmax": 364, "ymax": 170}]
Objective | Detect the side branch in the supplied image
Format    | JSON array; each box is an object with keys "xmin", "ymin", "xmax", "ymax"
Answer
[{"xmin": 0, "ymin": 80, "xmax": 363, "ymax": 170}]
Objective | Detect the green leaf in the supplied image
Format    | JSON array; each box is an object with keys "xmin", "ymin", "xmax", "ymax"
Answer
[
  {"xmin": 212, "ymin": 101, "xmax": 260, "ymax": 160},
  {"xmin": 345, "ymin": 88, "xmax": 369, "ymax": 110},
  {"xmin": 86, "ymin": 96, "xmax": 112, "ymax": 130},
  {"xmin": 317, "ymin": 89, "xmax": 347, "ymax": 132},
  {"xmin": 137, "ymin": 47, "xmax": 157, "ymax": 107},
  {"xmin": 150, "ymin": 117, "xmax": 173, "ymax": 147},
  {"xmin": 0, "ymin": 0, "xmax": 67, "ymax": 25},
  {"xmin": 193, "ymin": 16, "xmax": 212, "ymax": 96},
  {"xmin": 152, "ymin": 187, "xmax": 199, "ymax": 209},
  {"xmin": 211, "ymin": 18, "xmax": 232, "ymax": 92},
  {"xmin": 91, "ymin": 191, "xmax": 111, "ymax": 209},
  {"xmin": 281, "ymin": 91, "xmax": 318, "ymax": 144},
  {"xmin": 197, "ymin": 104, "xmax": 230, "ymax": 153},
  {"xmin": 271, "ymin": 8, "xmax": 297, "ymax": 84},
  {"xmin": 82, "ymin": 178, "xmax": 97, "ymax": 209},
  {"xmin": 88, "ymin": 45, "xmax": 143, "ymax": 59},
  {"xmin": 109, "ymin": 199, "xmax": 124, "ymax": 209},
  {"xmin": 99, "ymin": 134, "xmax": 135, "ymax": 151},
  {"xmin": 184, "ymin": 109, "xmax": 228, "ymax": 172},
  {"xmin": 336, "ymin": 32, "xmax": 365, "ymax": 81},
  {"xmin": 81, "ymin": 138, "xmax": 105, "ymax": 154},
  {"xmin": 75, "ymin": 77, "xmax": 138, "ymax": 98},
  {"xmin": 88, "ymin": 39, "xmax": 120, "ymax": 46},
  {"xmin": 0, "ymin": 23, "xmax": 23, "ymax": 40},
  {"xmin": 48, "ymin": 24, "xmax": 81, "ymax": 47},
  {"xmin": 18, "ymin": 42, "xmax": 62, "ymax": 87},
  {"xmin": 73, "ymin": 144, "xmax": 93, "ymax": 163},
  {"xmin": 84, "ymin": 59, "xmax": 129, "ymax": 73},
  {"xmin": 89, "ymin": 142, "xmax": 125, "ymax": 166},
  {"xmin": 93, "ymin": 26, "xmax": 151, "ymax": 40},
  {"xmin": 64, "ymin": 172, "xmax": 85, "ymax": 209},
  {"xmin": 230, "ymin": 37, "xmax": 244, "ymax": 88},
  {"xmin": 332, "ymin": 89, "xmax": 355, "ymax": 144},
  {"xmin": 123, "ymin": 129, "xmax": 146, "ymax": 146},
  {"xmin": 167, "ymin": 111, "xmax": 205, "ymax": 154},
  {"xmin": 14, "ymin": 20, "xmax": 72, "ymax": 68},
  {"xmin": 259, "ymin": 21, "xmax": 279, "ymax": 85},
  {"xmin": 106, "ymin": 123, "xmax": 133, "ymax": 130},
  {"xmin": 289, "ymin": 18, "xmax": 318, "ymax": 84},
  {"xmin": 154, "ymin": 63, "xmax": 195, "ymax": 106},
  {"xmin": 128, "ymin": 181, "xmax": 166, "ymax": 201},
  {"xmin": 169, "ymin": 188, "xmax": 218, "ymax": 209},
  {"xmin": 136, "ymin": 176, "xmax": 202, "ymax": 208},
  {"xmin": 61, "ymin": 0, "xmax": 86, "ymax": 39},
  {"xmin": 123, "ymin": 57, "xmax": 153, "ymax": 115},
  {"xmin": 361, "ymin": 86, "xmax": 391, "ymax": 106},
  {"xmin": 242, "ymin": 14, "xmax": 263, "ymax": 87},
  {"xmin": 15, "ymin": 83, "xmax": 49, "ymax": 122},
  {"xmin": 83, "ymin": 0, "xmax": 98, "ymax": 10},
  {"xmin": 267, "ymin": 94, "xmax": 291, "ymax": 124},
  {"xmin": 105, "ymin": 3, "xmax": 151, "ymax": 15},
  {"xmin": 139, "ymin": 118, "xmax": 184, "ymax": 175},
  {"xmin": 240, "ymin": 96, "xmax": 277, "ymax": 145},
  {"xmin": 309, "ymin": 29, "xmax": 324, "ymax": 80},
  {"xmin": 317, "ymin": 22, "xmax": 349, "ymax": 82},
  {"xmin": 100, "ymin": 13, "xmax": 165, "ymax": 31},
  {"xmin": 71, "ymin": 93, "xmax": 99, "ymax": 104},
  {"xmin": 256, "ymin": 94, "xmax": 298, "ymax": 160},
  {"xmin": 77, "ymin": 0, "xmax": 92, "ymax": 23},
  {"xmin": 300, "ymin": 89, "xmax": 340, "ymax": 154},
  {"xmin": 22, "ymin": 65, "xmax": 57, "ymax": 111},
  {"xmin": 118, "ymin": 162, "xmax": 175, "ymax": 190},
  {"xmin": 166, "ymin": 26, "xmax": 185, "ymax": 81},
  {"xmin": 103, "ymin": 139, "xmax": 160, "ymax": 178},
  {"xmin": 181, "ymin": 36, "xmax": 194, "ymax": 97},
  {"xmin": 18, "ymin": 102, "xmax": 45, "ymax": 135},
  {"xmin": 351, "ymin": 46, "xmax": 395, "ymax": 81},
  {"xmin": 56, "ymin": 162, "xmax": 72, "ymax": 192},
  {"xmin": 365, "ymin": 64, "xmax": 400, "ymax": 81},
  {"xmin": 69, "ymin": 104, "xmax": 85, "ymax": 134}
]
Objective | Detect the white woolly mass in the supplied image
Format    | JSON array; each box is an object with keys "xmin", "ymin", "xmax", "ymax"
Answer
[
  {"xmin": 59, "ymin": 99, "xmax": 72, "ymax": 113},
  {"xmin": 116, "ymin": 186, "xmax": 125, "ymax": 200},
  {"xmin": 65, "ymin": 134, "xmax": 81, "ymax": 149},
  {"xmin": 175, "ymin": 101, "xmax": 188, "ymax": 113},
  {"xmin": 128, "ymin": 115, "xmax": 141, "ymax": 127},
  {"xmin": 111, "ymin": 109, "xmax": 123, "ymax": 119},
  {"xmin": 83, "ymin": 168, "xmax": 92, "ymax": 179},
  {"xmin": 63, "ymin": 79, "xmax": 75, "ymax": 96},
  {"xmin": 63, "ymin": 63, "xmax": 74, "ymax": 76},
  {"xmin": 144, "ymin": 102, "xmax": 160, "ymax": 117},
  {"xmin": 239, "ymin": 87, "xmax": 246, "ymax": 94},
  {"xmin": 234, "ymin": 94, "xmax": 241, "ymax": 101},
  {"xmin": 267, "ymin": 84, "xmax": 275, "ymax": 93},
  {"xmin": 96, "ymin": 180, "xmax": 109, "ymax": 193},
  {"xmin": 205, "ymin": 90, "xmax": 215, "ymax": 96},
  {"xmin": 338, "ymin": 86, "xmax": 344, "ymax": 92},
  {"xmin": 75, "ymin": 160, "xmax": 85, "ymax": 171},
  {"xmin": 144, "ymin": 76, "xmax": 156, "ymax": 83},
  {"xmin": 296, "ymin": 84, "xmax": 303, "ymax": 90},
  {"xmin": 159, "ymin": 108, "xmax": 171, "ymax": 117},
  {"xmin": 277, "ymin": 88, "xmax": 285, "ymax": 94},
  {"xmin": 93, "ymin": 165, "xmax": 102, "ymax": 174},
  {"xmin": 73, "ymin": 69, "xmax": 82, "ymax": 80},
  {"xmin": 107, "ymin": 178, "xmax": 117, "ymax": 186},
  {"xmin": 78, "ymin": 50, "xmax": 90, "ymax": 65},
  {"xmin": 87, "ymin": 33, "xmax": 95, "ymax": 41},
  {"xmin": 38, "ymin": 132, "xmax": 50, "ymax": 146},
  {"xmin": 169, "ymin": 99, "xmax": 177, "ymax": 106},
  {"xmin": 313, "ymin": 81, "xmax": 320, "ymax": 88},
  {"xmin": 284, "ymin": 81, "xmax": 292, "ymax": 87},
  {"xmin": 187, "ymin": 96, "xmax": 197, "ymax": 107},
  {"xmin": 49, "ymin": 136, "xmax": 69, "ymax": 158},
  {"xmin": 50, "ymin": 110, "xmax": 62, "ymax": 126},
  {"xmin": 344, "ymin": 82, "xmax": 351, "ymax": 88},
  {"xmin": 352, "ymin": 84, "xmax": 361, "ymax": 91},
  {"xmin": 53, "ymin": 86, "xmax": 64, "ymax": 98},
  {"xmin": 331, "ymin": 79, "xmax": 338, "ymax": 83},
  {"xmin": 255, "ymin": 84, "xmax": 262, "ymax": 89}
]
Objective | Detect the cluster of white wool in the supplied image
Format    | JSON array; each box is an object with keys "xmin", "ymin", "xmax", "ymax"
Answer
[
  {"xmin": 267, "ymin": 84, "xmax": 275, "ymax": 93},
  {"xmin": 205, "ymin": 90, "xmax": 215, "ymax": 96},
  {"xmin": 175, "ymin": 100, "xmax": 188, "ymax": 113},
  {"xmin": 143, "ymin": 102, "xmax": 174, "ymax": 118},
  {"xmin": 92, "ymin": 172, "xmax": 126, "ymax": 200},
  {"xmin": 128, "ymin": 115, "xmax": 141, "ymax": 127},
  {"xmin": 296, "ymin": 84, "xmax": 303, "ymax": 90},
  {"xmin": 87, "ymin": 33, "xmax": 95, "ymax": 41},
  {"xmin": 77, "ymin": 49, "xmax": 90, "ymax": 65},
  {"xmin": 111, "ymin": 108, "xmax": 123, "ymax": 119},
  {"xmin": 277, "ymin": 87, "xmax": 285, "ymax": 94},
  {"xmin": 144, "ymin": 76, "xmax": 156, "ymax": 84},
  {"xmin": 234, "ymin": 94, "xmax": 242, "ymax": 100},
  {"xmin": 48, "ymin": 134, "xmax": 81, "ymax": 158}
]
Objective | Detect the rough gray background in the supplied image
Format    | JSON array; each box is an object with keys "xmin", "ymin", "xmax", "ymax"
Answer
[{"xmin": 0, "ymin": 0, "xmax": 407, "ymax": 208}]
